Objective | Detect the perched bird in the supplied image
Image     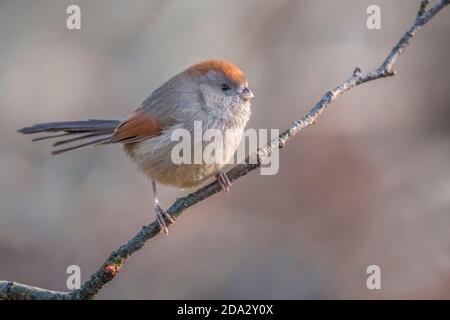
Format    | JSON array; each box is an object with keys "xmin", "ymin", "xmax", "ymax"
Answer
[{"xmin": 18, "ymin": 60, "xmax": 254, "ymax": 233}]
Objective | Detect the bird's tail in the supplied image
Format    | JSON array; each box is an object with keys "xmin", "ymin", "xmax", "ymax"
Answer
[{"xmin": 18, "ymin": 119, "xmax": 121, "ymax": 155}]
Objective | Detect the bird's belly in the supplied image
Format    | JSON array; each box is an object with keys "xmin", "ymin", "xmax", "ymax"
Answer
[{"xmin": 123, "ymin": 129, "xmax": 242, "ymax": 188}]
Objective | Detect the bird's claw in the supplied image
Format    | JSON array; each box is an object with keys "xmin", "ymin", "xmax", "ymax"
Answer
[
  {"xmin": 154, "ymin": 199, "xmax": 175, "ymax": 235},
  {"xmin": 216, "ymin": 172, "xmax": 231, "ymax": 193}
]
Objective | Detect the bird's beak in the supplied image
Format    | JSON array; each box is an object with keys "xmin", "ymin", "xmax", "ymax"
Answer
[{"xmin": 240, "ymin": 86, "xmax": 254, "ymax": 102}]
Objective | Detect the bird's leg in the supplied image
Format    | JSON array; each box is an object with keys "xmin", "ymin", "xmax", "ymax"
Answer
[
  {"xmin": 216, "ymin": 171, "xmax": 231, "ymax": 193},
  {"xmin": 152, "ymin": 180, "xmax": 175, "ymax": 234}
]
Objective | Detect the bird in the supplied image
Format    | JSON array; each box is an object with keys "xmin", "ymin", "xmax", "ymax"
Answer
[{"xmin": 18, "ymin": 60, "xmax": 254, "ymax": 234}]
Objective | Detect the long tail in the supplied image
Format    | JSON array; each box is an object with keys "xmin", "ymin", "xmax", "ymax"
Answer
[{"xmin": 18, "ymin": 119, "xmax": 121, "ymax": 155}]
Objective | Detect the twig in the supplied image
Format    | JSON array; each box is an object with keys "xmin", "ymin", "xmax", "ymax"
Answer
[
  {"xmin": 418, "ymin": 0, "xmax": 430, "ymax": 17},
  {"xmin": 0, "ymin": 281, "xmax": 69, "ymax": 300},
  {"xmin": 1, "ymin": 0, "xmax": 448, "ymax": 300}
]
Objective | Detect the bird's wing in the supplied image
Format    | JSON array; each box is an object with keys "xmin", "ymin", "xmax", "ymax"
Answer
[{"xmin": 109, "ymin": 110, "xmax": 162, "ymax": 144}]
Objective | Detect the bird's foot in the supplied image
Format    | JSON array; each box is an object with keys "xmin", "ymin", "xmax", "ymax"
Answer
[
  {"xmin": 216, "ymin": 171, "xmax": 231, "ymax": 193},
  {"xmin": 154, "ymin": 198, "xmax": 175, "ymax": 234}
]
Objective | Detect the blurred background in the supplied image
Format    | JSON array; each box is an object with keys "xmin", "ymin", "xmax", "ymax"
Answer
[{"xmin": 0, "ymin": 0, "xmax": 449, "ymax": 299}]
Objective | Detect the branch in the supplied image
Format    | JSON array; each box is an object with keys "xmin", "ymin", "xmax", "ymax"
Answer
[
  {"xmin": 0, "ymin": 281, "xmax": 69, "ymax": 300},
  {"xmin": 1, "ymin": 0, "xmax": 448, "ymax": 300}
]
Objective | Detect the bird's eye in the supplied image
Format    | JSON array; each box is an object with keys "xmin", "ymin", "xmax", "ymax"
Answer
[{"xmin": 221, "ymin": 84, "xmax": 231, "ymax": 92}]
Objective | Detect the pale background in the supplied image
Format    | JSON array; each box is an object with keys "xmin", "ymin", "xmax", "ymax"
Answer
[{"xmin": 0, "ymin": 0, "xmax": 449, "ymax": 299}]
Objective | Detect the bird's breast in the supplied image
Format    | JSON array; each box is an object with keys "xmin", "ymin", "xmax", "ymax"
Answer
[{"xmin": 123, "ymin": 122, "xmax": 246, "ymax": 188}]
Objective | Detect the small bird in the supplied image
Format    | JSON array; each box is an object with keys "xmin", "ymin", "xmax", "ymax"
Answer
[{"xmin": 18, "ymin": 60, "xmax": 254, "ymax": 233}]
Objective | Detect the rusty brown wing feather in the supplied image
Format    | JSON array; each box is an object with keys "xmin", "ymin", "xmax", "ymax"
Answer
[{"xmin": 108, "ymin": 110, "xmax": 162, "ymax": 144}]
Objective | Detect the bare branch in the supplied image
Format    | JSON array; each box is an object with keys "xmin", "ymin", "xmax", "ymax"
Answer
[
  {"xmin": 0, "ymin": 281, "xmax": 69, "ymax": 300},
  {"xmin": 1, "ymin": 0, "xmax": 448, "ymax": 300}
]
